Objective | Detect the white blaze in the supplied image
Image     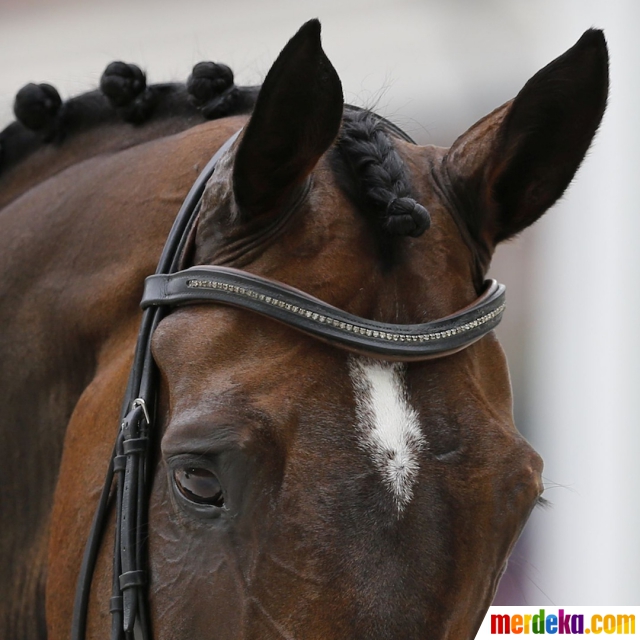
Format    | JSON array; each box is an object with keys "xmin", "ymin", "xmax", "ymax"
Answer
[{"xmin": 348, "ymin": 356, "xmax": 425, "ymax": 512}]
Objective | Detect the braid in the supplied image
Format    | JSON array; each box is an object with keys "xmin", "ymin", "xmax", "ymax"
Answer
[
  {"xmin": 337, "ymin": 111, "xmax": 430, "ymax": 237},
  {"xmin": 187, "ymin": 62, "xmax": 240, "ymax": 119},
  {"xmin": 100, "ymin": 62, "xmax": 159, "ymax": 125},
  {"xmin": 2, "ymin": 58, "xmax": 259, "ymax": 175},
  {"xmin": 13, "ymin": 83, "xmax": 64, "ymax": 141}
]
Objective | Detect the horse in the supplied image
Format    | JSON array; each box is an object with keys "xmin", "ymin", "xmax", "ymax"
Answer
[{"xmin": 0, "ymin": 19, "xmax": 608, "ymax": 640}]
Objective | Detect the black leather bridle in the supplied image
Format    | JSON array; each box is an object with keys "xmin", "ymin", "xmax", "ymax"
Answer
[{"xmin": 70, "ymin": 121, "xmax": 505, "ymax": 640}]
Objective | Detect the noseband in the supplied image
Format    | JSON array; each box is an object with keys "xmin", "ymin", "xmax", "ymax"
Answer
[{"xmin": 71, "ymin": 122, "xmax": 505, "ymax": 640}]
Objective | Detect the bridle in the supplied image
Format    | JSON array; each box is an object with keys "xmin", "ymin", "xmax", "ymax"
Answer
[{"xmin": 70, "ymin": 119, "xmax": 506, "ymax": 640}]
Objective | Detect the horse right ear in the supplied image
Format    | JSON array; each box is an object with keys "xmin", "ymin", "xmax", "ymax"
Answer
[
  {"xmin": 445, "ymin": 29, "xmax": 609, "ymax": 254},
  {"xmin": 233, "ymin": 19, "xmax": 343, "ymax": 219}
]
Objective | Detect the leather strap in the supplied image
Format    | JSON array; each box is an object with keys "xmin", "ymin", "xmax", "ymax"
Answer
[{"xmin": 142, "ymin": 267, "xmax": 505, "ymax": 361}]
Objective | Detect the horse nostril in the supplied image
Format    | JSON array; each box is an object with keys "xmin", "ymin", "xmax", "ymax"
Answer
[
  {"xmin": 515, "ymin": 447, "xmax": 545, "ymax": 506},
  {"xmin": 500, "ymin": 442, "xmax": 545, "ymax": 519}
]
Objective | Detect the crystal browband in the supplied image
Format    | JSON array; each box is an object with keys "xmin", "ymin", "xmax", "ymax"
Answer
[
  {"xmin": 141, "ymin": 266, "xmax": 506, "ymax": 361},
  {"xmin": 184, "ymin": 277, "xmax": 505, "ymax": 343}
]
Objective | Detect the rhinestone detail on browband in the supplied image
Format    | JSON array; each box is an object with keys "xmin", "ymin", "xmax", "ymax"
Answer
[{"xmin": 186, "ymin": 278, "xmax": 505, "ymax": 343}]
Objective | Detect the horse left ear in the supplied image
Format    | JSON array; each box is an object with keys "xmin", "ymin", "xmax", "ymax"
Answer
[
  {"xmin": 446, "ymin": 29, "xmax": 609, "ymax": 250},
  {"xmin": 233, "ymin": 19, "xmax": 343, "ymax": 218}
]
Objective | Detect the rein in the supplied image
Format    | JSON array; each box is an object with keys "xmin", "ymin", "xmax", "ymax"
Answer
[{"xmin": 71, "ymin": 122, "xmax": 505, "ymax": 640}]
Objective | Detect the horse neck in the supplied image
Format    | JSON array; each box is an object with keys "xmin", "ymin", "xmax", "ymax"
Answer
[
  {"xmin": 0, "ymin": 114, "xmax": 205, "ymax": 211},
  {"xmin": 0, "ymin": 115, "xmax": 244, "ymax": 640}
]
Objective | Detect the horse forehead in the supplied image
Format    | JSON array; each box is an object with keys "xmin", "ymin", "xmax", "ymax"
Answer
[
  {"xmin": 314, "ymin": 141, "xmax": 475, "ymax": 298},
  {"xmin": 152, "ymin": 305, "xmax": 352, "ymax": 399},
  {"xmin": 155, "ymin": 309, "xmax": 516, "ymax": 465},
  {"xmin": 348, "ymin": 356, "xmax": 425, "ymax": 512}
]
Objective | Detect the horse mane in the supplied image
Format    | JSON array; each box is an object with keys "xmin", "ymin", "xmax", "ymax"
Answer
[
  {"xmin": 335, "ymin": 109, "xmax": 431, "ymax": 240},
  {"xmin": 0, "ymin": 62, "xmax": 429, "ymax": 248},
  {"xmin": 0, "ymin": 61, "xmax": 260, "ymax": 177}
]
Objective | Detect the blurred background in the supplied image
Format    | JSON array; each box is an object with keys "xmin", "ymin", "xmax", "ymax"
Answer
[{"xmin": 1, "ymin": 0, "xmax": 638, "ymax": 607}]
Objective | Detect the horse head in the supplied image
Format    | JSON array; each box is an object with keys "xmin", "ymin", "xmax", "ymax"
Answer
[
  {"xmin": 141, "ymin": 20, "xmax": 607, "ymax": 639},
  {"xmin": 0, "ymin": 18, "xmax": 608, "ymax": 640}
]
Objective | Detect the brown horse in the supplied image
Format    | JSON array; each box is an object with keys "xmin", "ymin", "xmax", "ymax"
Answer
[{"xmin": 0, "ymin": 20, "xmax": 608, "ymax": 640}]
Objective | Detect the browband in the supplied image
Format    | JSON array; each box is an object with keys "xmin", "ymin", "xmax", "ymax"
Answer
[{"xmin": 142, "ymin": 267, "xmax": 505, "ymax": 361}]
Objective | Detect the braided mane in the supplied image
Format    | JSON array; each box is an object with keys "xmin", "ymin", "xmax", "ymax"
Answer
[
  {"xmin": 1, "ymin": 64, "xmax": 429, "ymax": 247},
  {"xmin": 0, "ymin": 61, "xmax": 259, "ymax": 177}
]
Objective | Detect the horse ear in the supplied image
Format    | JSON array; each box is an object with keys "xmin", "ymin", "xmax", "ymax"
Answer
[
  {"xmin": 233, "ymin": 19, "xmax": 343, "ymax": 217},
  {"xmin": 446, "ymin": 29, "xmax": 609, "ymax": 249}
]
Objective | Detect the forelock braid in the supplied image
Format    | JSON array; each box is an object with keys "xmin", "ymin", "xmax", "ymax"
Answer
[{"xmin": 337, "ymin": 111, "xmax": 430, "ymax": 237}]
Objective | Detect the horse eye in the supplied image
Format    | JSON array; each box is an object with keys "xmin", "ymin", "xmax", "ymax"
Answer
[{"xmin": 173, "ymin": 467, "xmax": 225, "ymax": 508}]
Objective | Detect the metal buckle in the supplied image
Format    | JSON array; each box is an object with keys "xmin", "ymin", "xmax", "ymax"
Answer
[{"xmin": 131, "ymin": 398, "xmax": 150, "ymax": 425}]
